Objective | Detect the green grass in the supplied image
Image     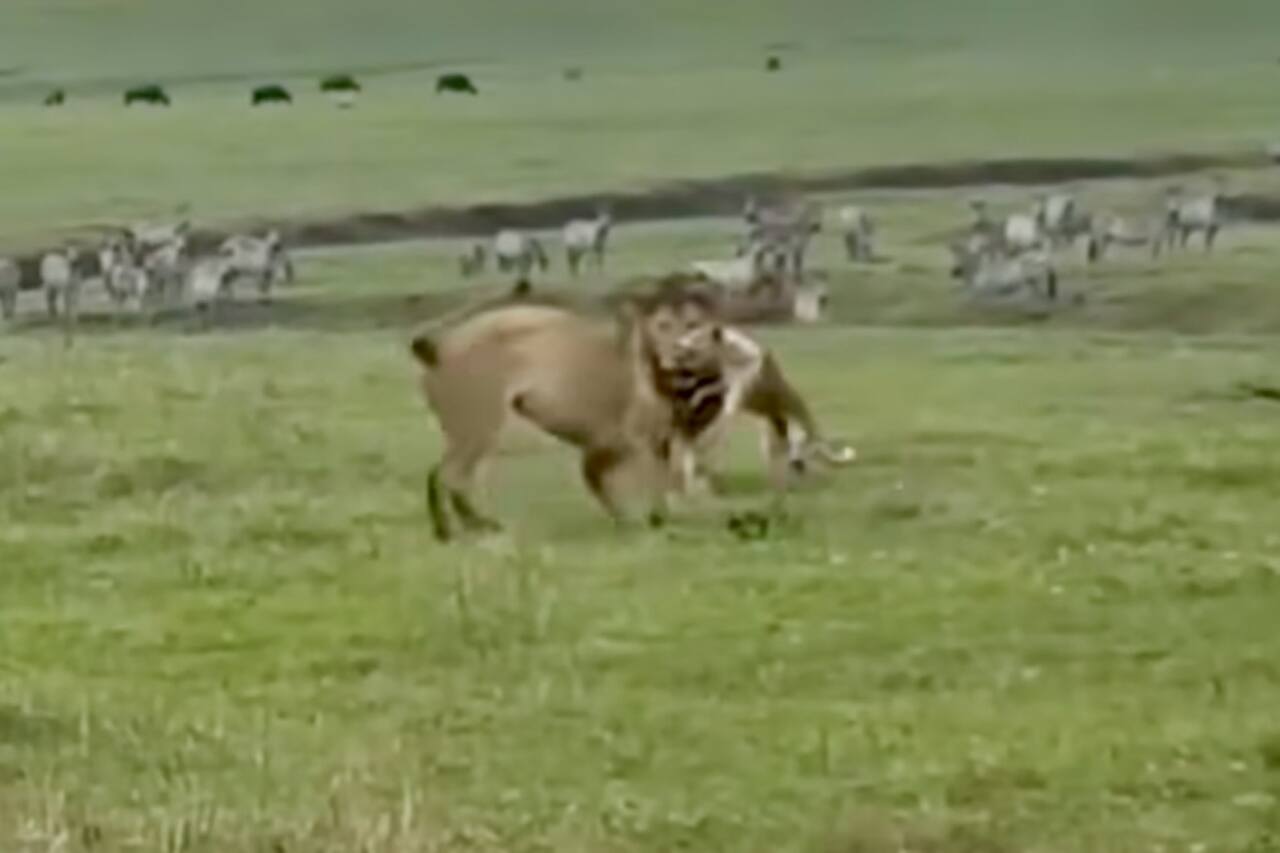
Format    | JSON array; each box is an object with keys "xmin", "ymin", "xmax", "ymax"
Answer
[
  {"xmin": 5, "ymin": 321, "xmax": 1280, "ymax": 852},
  {"xmin": 6, "ymin": 211, "xmax": 1280, "ymax": 848},
  {"xmin": 2, "ymin": 0, "xmax": 1280, "ymax": 246},
  {"xmin": 6, "ymin": 2, "xmax": 1280, "ymax": 849}
]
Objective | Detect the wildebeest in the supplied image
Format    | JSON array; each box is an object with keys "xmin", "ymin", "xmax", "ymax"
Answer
[
  {"xmin": 220, "ymin": 231, "xmax": 293, "ymax": 301},
  {"xmin": 837, "ymin": 205, "xmax": 875, "ymax": 262},
  {"xmin": 252, "ymin": 84, "xmax": 293, "ymax": 106},
  {"xmin": 1163, "ymin": 184, "xmax": 1224, "ymax": 252},
  {"xmin": 409, "ymin": 286, "xmax": 729, "ymax": 540},
  {"xmin": 563, "ymin": 209, "xmax": 613, "ymax": 275},
  {"xmin": 493, "ymin": 230, "xmax": 549, "ymax": 279},
  {"xmin": 950, "ymin": 241, "xmax": 1058, "ymax": 302},
  {"xmin": 44, "ymin": 89, "xmax": 66, "ymax": 107},
  {"xmin": 320, "ymin": 74, "xmax": 361, "ymax": 107},
  {"xmin": 124, "ymin": 84, "xmax": 171, "ymax": 107},
  {"xmin": 436, "ymin": 73, "xmax": 478, "ymax": 95},
  {"xmin": 0, "ymin": 257, "xmax": 19, "ymax": 321},
  {"xmin": 458, "ymin": 243, "xmax": 487, "ymax": 278}
]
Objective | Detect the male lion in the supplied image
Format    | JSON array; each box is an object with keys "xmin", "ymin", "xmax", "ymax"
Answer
[{"xmin": 409, "ymin": 288, "xmax": 725, "ymax": 540}]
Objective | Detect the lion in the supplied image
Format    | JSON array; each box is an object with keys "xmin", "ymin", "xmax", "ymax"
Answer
[{"xmin": 409, "ymin": 286, "xmax": 726, "ymax": 540}]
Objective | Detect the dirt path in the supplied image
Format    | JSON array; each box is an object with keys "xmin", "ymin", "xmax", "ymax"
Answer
[{"xmin": 272, "ymin": 151, "xmax": 1263, "ymax": 251}]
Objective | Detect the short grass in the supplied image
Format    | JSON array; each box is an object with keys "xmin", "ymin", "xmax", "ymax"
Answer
[
  {"xmin": 3, "ymin": 0, "xmax": 1280, "ymax": 246},
  {"xmin": 6, "ymin": 209, "xmax": 1280, "ymax": 849}
]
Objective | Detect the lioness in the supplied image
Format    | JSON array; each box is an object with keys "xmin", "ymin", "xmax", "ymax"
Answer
[
  {"xmin": 410, "ymin": 288, "xmax": 724, "ymax": 540},
  {"xmin": 664, "ymin": 322, "xmax": 855, "ymax": 495}
]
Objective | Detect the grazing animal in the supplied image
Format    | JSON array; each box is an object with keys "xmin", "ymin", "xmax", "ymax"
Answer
[
  {"xmin": 1087, "ymin": 215, "xmax": 1165, "ymax": 262},
  {"xmin": 186, "ymin": 257, "xmax": 236, "ymax": 317},
  {"xmin": 950, "ymin": 242, "xmax": 1057, "ymax": 302},
  {"xmin": 124, "ymin": 84, "xmax": 171, "ymax": 107},
  {"xmin": 40, "ymin": 247, "xmax": 82, "ymax": 327},
  {"xmin": 969, "ymin": 199, "xmax": 1045, "ymax": 255},
  {"xmin": 766, "ymin": 55, "xmax": 783, "ymax": 72},
  {"xmin": 1033, "ymin": 193, "xmax": 1090, "ymax": 247},
  {"xmin": 436, "ymin": 73, "xmax": 478, "ymax": 95},
  {"xmin": 409, "ymin": 287, "xmax": 729, "ymax": 540},
  {"xmin": 662, "ymin": 321, "xmax": 855, "ymax": 496},
  {"xmin": 1164, "ymin": 185, "xmax": 1223, "ymax": 252},
  {"xmin": 563, "ymin": 209, "xmax": 613, "ymax": 276},
  {"xmin": 106, "ymin": 260, "xmax": 152, "ymax": 314},
  {"xmin": 127, "ymin": 220, "xmax": 189, "ymax": 253},
  {"xmin": 0, "ymin": 257, "xmax": 19, "ymax": 321},
  {"xmin": 493, "ymin": 230, "xmax": 549, "ymax": 279},
  {"xmin": 837, "ymin": 205, "xmax": 875, "ymax": 262},
  {"xmin": 691, "ymin": 243, "xmax": 769, "ymax": 289},
  {"xmin": 44, "ymin": 89, "xmax": 66, "ymax": 107},
  {"xmin": 458, "ymin": 243, "xmax": 487, "ymax": 278},
  {"xmin": 220, "ymin": 231, "xmax": 293, "ymax": 301},
  {"xmin": 743, "ymin": 197, "xmax": 822, "ymax": 274},
  {"xmin": 139, "ymin": 237, "xmax": 188, "ymax": 305},
  {"xmin": 252, "ymin": 84, "xmax": 293, "ymax": 106},
  {"xmin": 320, "ymin": 74, "xmax": 361, "ymax": 107}
]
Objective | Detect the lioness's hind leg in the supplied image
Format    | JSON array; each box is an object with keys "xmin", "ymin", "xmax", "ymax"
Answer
[
  {"xmin": 440, "ymin": 439, "xmax": 502, "ymax": 534},
  {"xmin": 427, "ymin": 464, "xmax": 454, "ymax": 541},
  {"xmin": 581, "ymin": 445, "xmax": 629, "ymax": 521}
]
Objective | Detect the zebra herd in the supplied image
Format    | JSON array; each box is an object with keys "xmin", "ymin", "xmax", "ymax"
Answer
[
  {"xmin": 949, "ymin": 181, "xmax": 1228, "ymax": 301},
  {"xmin": 0, "ymin": 223, "xmax": 294, "ymax": 331},
  {"xmin": 458, "ymin": 209, "xmax": 613, "ymax": 281}
]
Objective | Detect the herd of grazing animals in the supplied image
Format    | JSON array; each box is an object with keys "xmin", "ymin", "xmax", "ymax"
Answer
[
  {"xmin": 45, "ymin": 70, "xmax": 485, "ymax": 110},
  {"xmin": 950, "ymin": 179, "xmax": 1229, "ymax": 300},
  {"xmin": 0, "ymin": 223, "xmax": 295, "ymax": 335}
]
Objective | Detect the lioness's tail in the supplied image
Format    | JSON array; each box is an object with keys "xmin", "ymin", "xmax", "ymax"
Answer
[
  {"xmin": 812, "ymin": 439, "xmax": 857, "ymax": 466},
  {"xmin": 409, "ymin": 332, "xmax": 438, "ymax": 367}
]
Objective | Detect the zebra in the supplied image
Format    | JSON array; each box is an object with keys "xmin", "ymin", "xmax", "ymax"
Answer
[
  {"xmin": 40, "ymin": 247, "xmax": 83, "ymax": 337},
  {"xmin": 950, "ymin": 241, "xmax": 1058, "ymax": 302},
  {"xmin": 969, "ymin": 199, "xmax": 1045, "ymax": 256},
  {"xmin": 1163, "ymin": 184, "xmax": 1223, "ymax": 252},
  {"xmin": 1034, "ymin": 193, "xmax": 1092, "ymax": 249},
  {"xmin": 220, "ymin": 231, "xmax": 293, "ymax": 302},
  {"xmin": 563, "ymin": 209, "xmax": 613, "ymax": 276},
  {"xmin": 0, "ymin": 257, "xmax": 19, "ymax": 322},
  {"xmin": 691, "ymin": 242, "xmax": 770, "ymax": 289},
  {"xmin": 186, "ymin": 256, "xmax": 237, "ymax": 324},
  {"xmin": 742, "ymin": 197, "xmax": 821, "ymax": 274},
  {"xmin": 493, "ymin": 230, "xmax": 549, "ymax": 280},
  {"xmin": 139, "ymin": 236, "xmax": 189, "ymax": 305},
  {"xmin": 458, "ymin": 243, "xmax": 487, "ymax": 278},
  {"xmin": 1086, "ymin": 214, "xmax": 1165, "ymax": 262},
  {"xmin": 837, "ymin": 205, "xmax": 875, "ymax": 262}
]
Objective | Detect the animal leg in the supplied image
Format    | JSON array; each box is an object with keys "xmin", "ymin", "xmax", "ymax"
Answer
[
  {"xmin": 566, "ymin": 250, "xmax": 580, "ymax": 277},
  {"xmin": 581, "ymin": 445, "xmax": 629, "ymax": 521},
  {"xmin": 1205, "ymin": 225, "xmax": 1220, "ymax": 252},
  {"xmin": 426, "ymin": 465, "xmax": 454, "ymax": 541},
  {"xmin": 44, "ymin": 287, "xmax": 59, "ymax": 320},
  {"xmin": 843, "ymin": 232, "xmax": 859, "ymax": 262},
  {"xmin": 438, "ymin": 440, "xmax": 502, "ymax": 534}
]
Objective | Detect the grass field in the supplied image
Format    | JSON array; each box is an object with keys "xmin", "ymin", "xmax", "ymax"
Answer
[
  {"xmin": 2, "ymin": 0, "xmax": 1280, "ymax": 246},
  {"xmin": 6, "ymin": 1, "xmax": 1280, "ymax": 851}
]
